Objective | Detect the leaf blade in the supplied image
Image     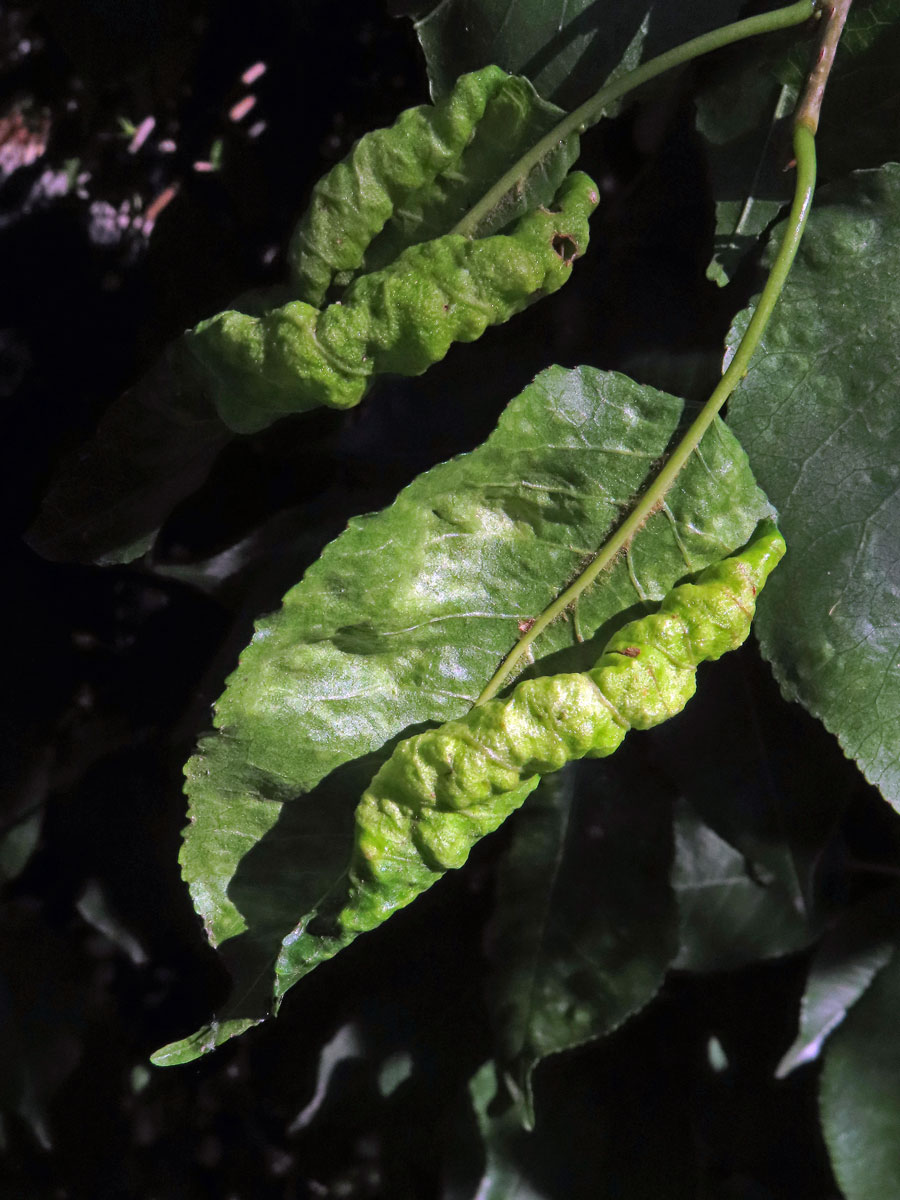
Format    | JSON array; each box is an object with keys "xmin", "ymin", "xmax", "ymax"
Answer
[
  {"xmin": 485, "ymin": 758, "xmax": 677, "ymax": 1124},
  {"xmin": 168, "ymin": 364, "xmax": 772, "ymax": 1060},
  {"xmin": 728, "ymin": 163, "xmax": 900, "ymax": 808}
]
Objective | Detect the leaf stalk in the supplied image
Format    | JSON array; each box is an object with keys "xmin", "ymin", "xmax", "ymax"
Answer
[
  {"xmin": 453, "ymin": 0, "xmax": 817, "ymax": 238},
  {"xmin": 475, "ymin": 121, "xmax": 818, "ymax": 706}
]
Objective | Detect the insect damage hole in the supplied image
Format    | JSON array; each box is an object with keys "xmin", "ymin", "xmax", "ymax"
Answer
[{"xmin": 552, "ymin": 233, "xmax": 579, "ymax": 263}]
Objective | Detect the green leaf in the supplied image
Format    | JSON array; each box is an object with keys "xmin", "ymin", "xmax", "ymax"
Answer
[
  {"xmin": 413, "ymin": 0, "xmax": 746, "ymax": 109},
  {"xmin": 696, "ymin": 63, "xmax": 796, "ymax": 286},
  {"xmin": 466, "ymin": 1063, "xmax": 547, "ymax": 1199},
  {"xmin": 652, "ymin": 648, "xmax": 850, "ymax": 954},
  {"xmin": 697, "ymin": 0, "xmax": 900, "ymax": 284},
  {"xmin": 485, "ymin": 760, "xmax": 676, "ymax": 1126},
  {"xmin": 777, "ymin": 0, "xmax": 900, "ymax": 180},
  {"xmin": 728, "ymin": 164, "xmax": 900, "ymax": 809},
  {"xmin": 776, "ymin": 885, "xmax": 900, "ymax": 1078},
  {"xmin": 289, "ymin": 67, "xmax": 579, "ymax": 303},
  {"xmin": 820, "ymin": 944, "xmax": 900, "ymax": 1199},
  {"xmin": 27, "ymin": 70, "xmax": 578, "ymax": 565},
  {"xmin": 159, "ymin": 364, "xmax": 770, "ymax": 1063},
  {"xmin": 25, "ymin": 349, "xmax": 232, "ymax": 564},
  {"xmin": 672, "ymin": 799, "xmax": 818, "ymax": 971}
]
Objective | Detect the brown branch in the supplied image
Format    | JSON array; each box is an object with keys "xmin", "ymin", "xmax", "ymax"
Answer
[{"xmin": 796, "ymin": 0, "xmax": 853, "ymax": 134}]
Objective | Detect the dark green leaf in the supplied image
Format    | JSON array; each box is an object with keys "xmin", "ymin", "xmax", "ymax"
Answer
[
  {"xmin": 728, "ymin": 164, "xmax": 900, "ymax": 809},
  {"xmin": 697, "ymin": 0, "xmax": 900, "ymax": 284},
  {"xmin": 466, "ymin": 1063, "xmax": 546, "ymax": 1199},
  {"xmin": 25, "ymin": 349, "xmax": 232, "ymax": 565},
  {"xmin": 652, "ymin": 648, "xmax": 850, "ymax": 954},
  {"xmin": 696, "ymin": 62, "xmax": 796, "ymax": 286},
  {"xmin": 157, "ymin": 364, "xmax": 770, "ymax": 1063},
  {"xmin": 485, "ymin": 758, "xmax": 676, "ymax": 1125},
  {"xmin": 776, "ymin": 885, "xmax": 900, "ymax": 1077},
  {"xmin": 820, "ymin": 944, "xmax": 900, "ymax": 1199},
  {"xmin": 414, "ymin": 0, "xmax": 746, "ymax": 109},
  {"xmin": 672, "ymin": 799, "xmax": 818, "ymax": 971}
]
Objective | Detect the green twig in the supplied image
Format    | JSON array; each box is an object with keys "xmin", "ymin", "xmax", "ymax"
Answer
[
  {"xmin": 474, "ymin": 126, "xmax": 817, "ymax": 707},
  {"xmin": 452, "ymin": 0, "xmax": 817, "ymax": 238}
]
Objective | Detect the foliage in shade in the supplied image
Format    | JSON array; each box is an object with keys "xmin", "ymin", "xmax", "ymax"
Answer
[
  {"xmin": 413, "ymin": 0, "xmax": 747, "ymax": 109},
  {"xmin": 777, "ymin": 885, "xmax": 900, "ymax": 1077},
  {"xmin": 696, "ymin": 0, "xmax": 900, "ymax": 284},
  {"xmin": 728, "ymin": 163, "xmax": 900, "ymax": 809},
  {"xmin": 820, "ymin": 944, "xmax": 900, "ymax": 1199},
  {"xmin": 485, "ymin": 762, "xmax": 677, "ymax": 1126},
  {"xmin": 671, "ymin": 799, "xmax": 820, "ymax": 971}
]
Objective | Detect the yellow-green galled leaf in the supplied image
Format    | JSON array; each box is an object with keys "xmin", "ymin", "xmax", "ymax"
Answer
[
  {"xmin": 159, "ymin": 365, "xmax": 772, "ymax": 1064},
  {"xmin": 728, "ymin": 164, "xmax": 900, "ymax": 809},
  {"xmin": 288, "ymin": 66, "xmax": 580, "ymax": 303},
  {"xmin": 25, "ymin": 67, "xmax": 582, "ymax": 564},
  {"xmin": 186, "ymin": 172, "xmax": 599, "ymax": 433}
]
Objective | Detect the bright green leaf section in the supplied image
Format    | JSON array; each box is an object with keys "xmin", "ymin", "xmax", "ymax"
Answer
[
  {"xmin": 414, "ymin": 0, "xmax": 748, "ymax": 108},
  {"xmin": 27, "ymin": 70, "xmax": 575, "ymax": 566},
  {"xmin": 776, "ymin": 885, "xmax": 900, "ymax": 1078},
  {"xmin": 486, "ymin": 760, "xmax": 676, "ymax": 1126},
  {"xmin": 164, "ymin": 365, "xmax": 770, "ymax": 1063},
  {"xmin": 672, "ymin": 800, "xmax": 818, "ymax": 971},
  {"xmin": 728, "ymin": 164, "xmax": 900, "ymax": 808},
  {"xmin": 289, "ymin": 69, "xmax": 578, "ymax": 300},
  {"xmin": 820, "ymin": 944, "xmax": 900, "ymax": 1199}
]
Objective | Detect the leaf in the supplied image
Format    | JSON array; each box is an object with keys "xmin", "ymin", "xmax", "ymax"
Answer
[
  {"xmin": 777, "ymin": 0, "xmax": 900, "ymax": 181},
  {"xmin": 156, "ymin": 364, "xmax": 771, "ymax": 1063},
  {"xmin": 696, "ymin": 65, "xmax": 796, "ymax": 287},
  {"xmin": 697, "ymin": 0, "xmax": 900, "ymax": 284},
  {"xmin": 413, "ymin": 0, "xmax": 746, "ymax": 110},
  {"xmin": 728, "ymin": 164, "xmax": 900, "ymax": 809},
  {"xmin": 485, "ymin": 758, "xmax": 677, "ymax": 1126},
  {"xmin": 26, "ymin": 71, "xmax": 578, "ymax": 565},
  {"xmin": 651, "ymin": 646, "xmax": 851, "ymax": 954},
  {"xmin": 25, "ymin": 348, "xmax": 232, "ymax": 564},
  {"xmin": 820, "ymin": 943, "xmax": 900, "ymax": 1199},
  {"xmin": 672, "ymin": 799, "xmax": 818, "ymax": 972},
  {"xmin": 288, "ymin": 67, "xmax": 579, "ymax": 303},
  {"xmin": 466, "ymin": 1063, "xmax": 548, "ymax": 1199},
  {"xmin": 776, "ymin": 884, "xmax": 900, "ymax": 1078}
]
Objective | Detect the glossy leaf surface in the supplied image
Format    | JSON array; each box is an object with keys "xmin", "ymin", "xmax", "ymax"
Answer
[{"xmin": 672, "ymin": 799, "xmax": 818, "ymax": 971}]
